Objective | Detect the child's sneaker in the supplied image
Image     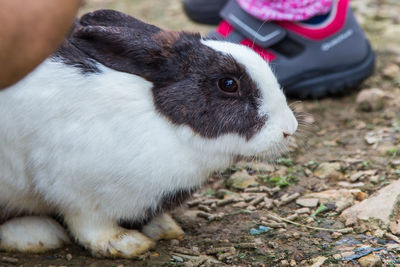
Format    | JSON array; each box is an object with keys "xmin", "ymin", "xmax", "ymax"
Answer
[
  {"xmin": 183, "ymin": 0, "xmax": 228, "ymax": 25},
  {"xmin": 208, "ymin": 0, "xmax": 375, "ymax": 99}
]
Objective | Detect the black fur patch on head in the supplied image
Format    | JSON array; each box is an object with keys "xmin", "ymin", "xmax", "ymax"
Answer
[
  {"xmin": 64, "ymin": 9, "xmax": 267, "ymax": 140},
  {"xmin": 150, "ymin": 34, "xmax": 267, "ymax": 140}
]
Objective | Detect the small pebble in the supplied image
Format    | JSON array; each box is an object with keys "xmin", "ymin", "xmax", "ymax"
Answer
[
  {"xmin": 296, "ymin": 198, "xmax": 319, "ymax": 208},
  {"xmin": 306, "ymin": 217, "xmax": 315, "ymax": 224},
  {"xmin": 356, "ymin": 88, "xmax": 386, "ymax": 112},
  {"xmin": 296, "ymin": 207, "xmax": 311, "ymax": 214},
  {"xmin": 246, "ymin": 205, "xmax": 256, "ymax": 211},
  {"xmin": 66, "ymin": 253, "xmax": 73, "ymax": 261},
  {"xmin": 333, "ymin": 254, "xmax": 342, "ymax": 260},
  {"xmin": 358, "ymin": 253, "xmax": 382, "ymax": 267},
  {"xmin": 218, "ymin": 252, "xmax": 234, "ymax": 261},
  {"xmin": 170, "ymin": 239, "xmax": 180, "ymax": 246},
  {"xmin": 292, "ymin": 232, "xmax": 300, "ymax": 239},
  {"xmin": 331, "ymin": 232, "xmax": 342, "ymax": 239},
  {"xmin": 290, "ymin": 260, "xmax": 297, "ymax": 267},
  {"xmin": 172, "ymin": 255, "xmax": 184, "ymax": 262},
  {"xmin": 280, "ymin": 259, "xmax": 289, "ymax": 266}
]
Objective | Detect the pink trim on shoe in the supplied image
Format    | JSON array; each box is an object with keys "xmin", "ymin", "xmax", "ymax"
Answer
[
  {"xmin": 216, "ymin": 21, "xmax": 276, "ymax": 61},
  {"xmin": 277, "ymin": 0, "xmax": 349, "ymax": 40},
  {"xmin": 216, "ymin": 21, "xmax": 234, "ymax": 37}
]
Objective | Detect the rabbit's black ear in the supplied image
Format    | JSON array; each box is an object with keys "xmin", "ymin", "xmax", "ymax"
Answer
[
  {"xmin": 79, "ymin": 9, "xmax": 160, "ymax": 34},
  {"xmin": 70, "ymin": 23, "xmax": 165, "ymax": 78},
  {"xmin": 69, "ymin": 12, "xmax": 201, "ymax": 82}
]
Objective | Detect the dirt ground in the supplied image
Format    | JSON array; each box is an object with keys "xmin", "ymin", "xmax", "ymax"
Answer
[{"xmin": 1, "ymin": 0, "xmax": 400, "ymax": 266}]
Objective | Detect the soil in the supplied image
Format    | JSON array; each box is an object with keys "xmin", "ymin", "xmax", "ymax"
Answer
[{"xmin": 1, "ymin": 0, "xmax": 400, "ymax": 266}]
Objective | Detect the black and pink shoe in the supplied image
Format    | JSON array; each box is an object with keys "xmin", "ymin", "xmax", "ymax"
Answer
[{"xmin": 205, "ymin": 0, "xmax": 375, "ymax": 99}]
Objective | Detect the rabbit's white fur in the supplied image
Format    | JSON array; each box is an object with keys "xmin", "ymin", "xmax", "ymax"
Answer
[{"xmin": 0, "ymin": 40, "xmax": 297, "ymax": 257}]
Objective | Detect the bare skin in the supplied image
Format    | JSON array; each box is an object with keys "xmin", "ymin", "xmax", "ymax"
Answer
[{"xmin": 0, "ymin": 0, "xmax": 82, "ymax": 89}]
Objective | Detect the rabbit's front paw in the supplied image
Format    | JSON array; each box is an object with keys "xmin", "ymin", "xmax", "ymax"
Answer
[
  {"xmin": 65, "ymin": 213, "xmax": 155, "ymax": 258},
  {"xmin": 90, "ymin": 229, "xmax": 155, "ymax": 258},
  {"xmin": 142, "ymin": 213, "xmax": 184, "ymax": 241}
]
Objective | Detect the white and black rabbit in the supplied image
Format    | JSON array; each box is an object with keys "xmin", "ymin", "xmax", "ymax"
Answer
[{"xmin": 0, "ymin": 10, "xmax": 297, "ymax": 257}]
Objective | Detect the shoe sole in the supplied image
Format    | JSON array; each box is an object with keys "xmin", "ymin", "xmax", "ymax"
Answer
[{"xmin": 282, "ymin": 44, "xmax": 376, "ymax": 99}]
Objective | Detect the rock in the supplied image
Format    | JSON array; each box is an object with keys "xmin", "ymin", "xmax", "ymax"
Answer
[
  {"xmin": 389, "ymin": 219, "xmax": 400, "ymax": 235},
  {"xmin": 172, "ymin": 255, "xmax": 184, "ymax": 262},
  {"xmin": 341, "ymin": 180, "xmax": 400, "ymax": 226},
  {"xmin": 335, "ymin": 200, "xmax": 353, "ymax": 212},
  {"xmin": 350, "ymin": 170, "xmax": 378, "ymax": 182},
  {"xmin": 369, "ymin": 175, "xmax": 380, "ymax": 184},
  {"xmin": 358, "ymin": 253, "xmax": 382, "ymax": 267},
  {"xmin": 175, "ymin": 209, "xmax": 199, "ymax": 224},
  {"xmin": 296, "ymin": 198, "xmax": 319, "ymax": 208},
  {"xmin": 170, "ymin": 239, "xmax": 180, "ymax": 246},
  {"xmin": 356, "ymin": 88, "xmax": 386, "ymax": 112},
  {"xmin": 313, "ymin": 162, "xmax": 343, "ymax": 180},
  {"xmin": 226, "ymin": 170, "xmax": 258, "ymax": 190},
  {"xmin": 331, "ymin": 232, "xmax": 342, "ymax": 239},
  {"xmin": 246, "ymin": 205, "xmax": 256, "ymax": 211},
  {"xmin": 333, "ymin": 254, "xmax": 341, "ymax": 260},
  {"xmin": 382, "ymin": 63, "xmax": 400, "ymax": 79},
  {"xmin": 296, "ymin": 207, "xmax": 311, "ymax": 214},
  {"xmin": 310, "ymin": 256, "xmax": 327, "ymax": 267},
  {"xmin": 248, "ymin": 162, "xmax": 275, "ymax": 172},
  {"xmin": 280, "ymin": 260, "xmax": 289, "ymax": 266},
  {"xmin": 365, "ymin": 132, "xmax": 382, "ymax": 145},
  {"xmin": 305, "ymin": 189, "xmax": 355, "ymax": 206}
]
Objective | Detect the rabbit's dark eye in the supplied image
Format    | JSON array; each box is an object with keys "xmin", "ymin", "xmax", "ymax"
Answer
[{"xmin": 217, "ymin": 77, "xmax": 239, "ymax": 95}]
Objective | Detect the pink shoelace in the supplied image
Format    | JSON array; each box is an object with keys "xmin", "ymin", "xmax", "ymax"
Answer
[{"xmin": 237, "ymin": 0, "xmax": 334, "ymax": 21}]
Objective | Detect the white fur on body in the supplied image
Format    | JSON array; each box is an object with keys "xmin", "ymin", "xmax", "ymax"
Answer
[{"xmin": 0, "ymin": 40, "xmax": 297, "ymax": 256}]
